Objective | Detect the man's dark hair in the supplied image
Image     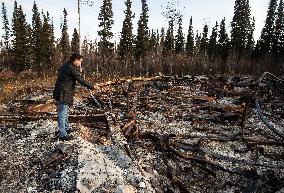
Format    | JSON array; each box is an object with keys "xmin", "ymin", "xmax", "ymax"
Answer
[{"xmin": 69, "ymin": 53, "xmax": 83, "ymax": 63}]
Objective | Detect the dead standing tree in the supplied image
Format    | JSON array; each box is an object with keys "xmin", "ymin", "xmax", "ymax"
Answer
[{"xmin": 77, "ymin": 0, "xmax": 94, "ymax": 75}]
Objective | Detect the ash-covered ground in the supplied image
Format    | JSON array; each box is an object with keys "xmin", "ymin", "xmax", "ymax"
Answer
[{"xmin": 0, "ymin": 74, "xmax": 284, "ymax": 193}]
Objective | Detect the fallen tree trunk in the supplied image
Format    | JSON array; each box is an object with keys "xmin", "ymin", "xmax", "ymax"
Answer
[{"xmin": 0, "ymin": 113, "xmax": 108, "ymax": 124}]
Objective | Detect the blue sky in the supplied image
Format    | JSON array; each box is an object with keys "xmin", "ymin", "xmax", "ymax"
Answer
[{"xmin": 1, "ymin": 0, "xmax": 269, "ymax": 42}]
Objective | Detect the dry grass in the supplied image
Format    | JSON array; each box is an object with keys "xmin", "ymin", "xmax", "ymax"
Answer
[
  {"xmin": 0, "ymin": 76, "xmax": 57, "ymax": 103},
  {"xmin": 0, "ymin": 72, "xmax": 122, "ymax": 104}
]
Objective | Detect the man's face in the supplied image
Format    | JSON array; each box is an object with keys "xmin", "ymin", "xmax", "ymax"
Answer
[{"xmin": 74, "ymin": 58, "xmax": 83, "ymax": 66}]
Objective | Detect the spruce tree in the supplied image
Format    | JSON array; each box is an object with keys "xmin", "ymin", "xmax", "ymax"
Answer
[
  {"xmin": 71, "ymin": 28, "xmax": 80, "ymax": 53},
  {"xmin": 98, "ymin": 0, "xmax": 114, "ymax": 54},
  {"xmin": 156, "ymin": 29, "xmax": 160, "ymax": 47},
  {"xmin": 163, "ymin": 19, "xmax": 174, "ymax": 55},
  {"xmin": 254, "ymin": 0, "xmax": 277, "ymax": 59},
  {"xmin": 231, "ymin": 0, "xmax": 253, "ymax": 60},
  {"xmin": 208, "ymin": 22, "xmax": 218, "ymax": 62},
  {"xmin": 160, "ymin": 27, "xmax": 165, "ymax": 47},
  {"xmin": 60, "ymin": 8, "xmax": 70, "ymax": 62},
  {"xmin": 31, "ymin": 1, "xmax": 43, "ymax": 69},
  {"xmin": 185, "ymin": 17, "xmax": 194, "ymax": 57},
  {"xmin": 135, "ymin": 0, "xmax": 149, "ymax": 60},
  {"xmin": 149, "ymin": 29, "xmax": 158, "ymax": 52},
  {"xmin": 81, "ymin": 36, "xmax": 89, "ymax": 56},
  {"xmin": 272, "ymin": 0, "xmax": 284, "ymax": 59},
  {"xmin": 118, "ymin": 0, "xmax": 134, "ymax": 60},
  {"xmin": 218, "ymin": 18, "xmax": 230, "ymax": 62},
  {"xmin": 41, "ymin": 11, "xmax": 55, "ymax": 71},
  {"xmin": 26, "ymin": 23, "xmax": 33, "ymax": 67},
  {"xmin": 247, "ymin": 16, "xmax": 255, "ymax": 56},
  {"xmin": 194, "ymin": 31, "xmax": 201, "ymax": 56},
  {"xmin": 175, "ymin": 17, "xmax": 185, "ymax": 54},
  {"xmin": 200, "ymin": 24, "xmax": 209, "ymax": 57},
  {"xmin": 157, "ymin": 27, "xmax": 165, "ymax": 54},
  {"xmin": 12, "ymin": 2, "xmax": 31, "ymax": 72},
  {"xmin": 51, "ymin": 18, "xmax": 55, "ymax": 40},
  {"xmin": 1, "ymin": 2, "xmax": 10, "ymax": 51}
]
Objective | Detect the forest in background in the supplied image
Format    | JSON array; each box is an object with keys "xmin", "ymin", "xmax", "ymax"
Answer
[{"xmin": 1, "ymin": 0, "xmax": 284, "ymax": 79}]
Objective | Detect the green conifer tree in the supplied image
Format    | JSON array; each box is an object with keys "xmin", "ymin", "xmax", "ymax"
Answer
[
  {"xmin": 156, "ymin": 29, "xmax": 160, "ymax": 48},
  {"xmin": 218, "ymin": 18, "xmax": 230, "ymax": 62},
  {"xmin": 41, "ymin": 11, "xmax": 55, "ymax": 72},
  {"xmin": 272, "ymin": 0, "xmax": 284, "ymax": 60},
  {"xmin": 231, "ymin": 0, "xmax": 253, "ymax": 60},
  {"xmin": 118, "ymin": 0, "xmax": 134, "ymax": 60},
  {"xmin": 200, "ymin": 24, "xmax": 209, "ymax": 58},
  {"xmin": 81, "ymin": 36, "xmax": 89, "ymax": 56},
  {"xmin": 31, "ymin": 1, "xmax": 43, "ymax": 69},
  {"xmin": 12, "ymin": 2, "xmax": 31, "ymax": 72},
  {"xmin": 160, "ymin": 27, "xmax": 165, "ymax": 47},
  {"xmin": 253, "ymin": 0, "xmax": 277, "ymax": 59},
  {"xmin": 185, "ymin": 17, "xmax": 194, "ymax": 57},
  {"xmin": 149, "ymin": 29, "xmax": 158, "ymax": 52},
  {"xmin": 60, "ymin": 8, "xmax": 70, "ymax": 62},
  {"xmin": 208, "ymin": 22, "xmax": 218, "ymax": 62},
  {"xmin": 71, "ymin": 28, "xmax": 80, "ymax": 53},
  {"xmin": 163, "ymin": 19, "xmax": 174, "ymax": 55},
  {"xmin": 98, "ymin": 0, "xmax": 114, "ymax": 55},
  {"xmin": 175, "ymin": 17, "xmax": 185, "ymax": 54},
  {"xmin": 135, "ymin": 0, "xmax": 149, "ymax": 60},
  {"xmin": 247, "ymin": 16, "xmax": 255, "ymax": 56},
  {"xmin": 1, "ymin": 2, "xmax": 10, "ymax": 50},
  {"xmin": 194, "ymin": 31, "xmax": 201, "ymax": 56}
]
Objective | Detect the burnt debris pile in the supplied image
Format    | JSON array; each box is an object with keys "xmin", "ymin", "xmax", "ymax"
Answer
[{"xmin": 0, "ymin": 73, "xmax": 284, "ymax": 193}]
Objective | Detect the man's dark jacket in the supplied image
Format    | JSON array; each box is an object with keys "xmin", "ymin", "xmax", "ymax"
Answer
[{"xmin": 53, "ymin": 63, "xmax": 94, "ymax": 105}]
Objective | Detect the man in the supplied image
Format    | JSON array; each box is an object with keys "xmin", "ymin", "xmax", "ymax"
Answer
[{"xmin": 53, "ymin": 53, "xmax": 95, "ymax": 141}]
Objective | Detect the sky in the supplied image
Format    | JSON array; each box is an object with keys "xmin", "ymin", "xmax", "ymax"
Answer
[{"xmin": 1, "ymin": 0, "xmax": 270, "ymax": 43}]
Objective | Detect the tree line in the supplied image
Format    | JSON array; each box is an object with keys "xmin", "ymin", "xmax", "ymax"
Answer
[{"xmin": 0, "ymin": 0, "xmax": 283, "ymax": 77}]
